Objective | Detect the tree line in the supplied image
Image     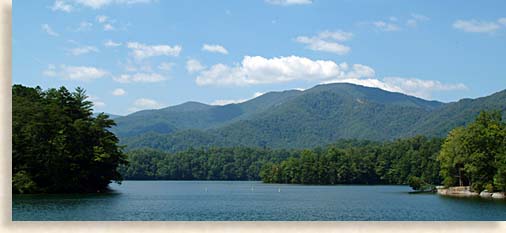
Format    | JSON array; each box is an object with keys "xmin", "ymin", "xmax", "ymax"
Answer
[
  {"xmin": 12, "ymin": 85, "xmax": 127, "ymax": 194},
  {"xmin": 260, "ymin": 110, "xmax": 506, "ymax": 193},
  {"xmin": 259, "ymin": 136, "xmax": 442, "ymax": 187},
  {"xmin": 120, "ymin": 136, "xmax": 443, "ymax": 188}
]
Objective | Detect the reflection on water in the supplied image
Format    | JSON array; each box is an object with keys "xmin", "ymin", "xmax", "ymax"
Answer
[{"xmin": 12, "ymin": 181, "xmax": 506, "ymax": 221}]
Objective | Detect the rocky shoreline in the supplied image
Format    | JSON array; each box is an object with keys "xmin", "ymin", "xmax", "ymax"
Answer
[{"xmin": 436, "ymin": 186, "xmax": 505, "ymax": 199}]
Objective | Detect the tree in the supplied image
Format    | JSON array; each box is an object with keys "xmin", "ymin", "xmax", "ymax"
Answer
[
  {"xmin": 12, "ymin": 85, "xmax": 127, "ymax": 193},
  {"xmin": 438, "ymin": 127, "xmax": 470, "ymax": 187},
  {"xmin": 438, "ymin": 110, "xmax": 506, "ymax": 192}
]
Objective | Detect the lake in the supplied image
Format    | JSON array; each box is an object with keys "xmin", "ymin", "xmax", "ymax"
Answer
[{"xmin": 12, "ymin": 181, "xmax": 506, "ymax": 221}]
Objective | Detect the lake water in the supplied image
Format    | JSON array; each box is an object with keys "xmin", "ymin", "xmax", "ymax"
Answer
[{"xmin": 12, "ymin": 181, "xmax": 506, "ymax": 221}]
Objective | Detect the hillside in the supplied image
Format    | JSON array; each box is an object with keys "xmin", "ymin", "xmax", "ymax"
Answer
[
  {"xmin": 112, "ymin": 90, "xmax": 302, "ymax": 138},
  {"xmin": 114, "ymin": 83, "xmax": 506, "ymax": 152}
]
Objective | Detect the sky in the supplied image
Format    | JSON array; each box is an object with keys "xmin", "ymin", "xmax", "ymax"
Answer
[{"xmin": 12, "ymin": 0, "xmax": 506, "ymax": 115}]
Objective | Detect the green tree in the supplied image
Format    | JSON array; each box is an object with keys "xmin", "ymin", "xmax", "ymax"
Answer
[{"xmin": 12, "ymin": 85, "xmax": 127, "ymax": 193}]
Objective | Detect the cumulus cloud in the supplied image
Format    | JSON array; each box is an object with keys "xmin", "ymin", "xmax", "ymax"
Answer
[
  {"xmin": 265, "ymin": 0, "xmax": 312, "ymax": 5},
  {"xmin": 453, "ymin": 19, "xmax": 501, "ymax": 33},
  {"xmin": 186, "ymin": 59, "xmax": 205, "ymax": 73},
  {"xmin": 51, "ymin": 0, "xmax": 73, "ymax": 12},
  {"xmin": 126, "ymin": 42, "xmax": 182, "ymax": 60},
  {"xmin": 112, "ymin": 88, "xmax": 126, "ymax": 96},
  {"xmin": 113, "ymin": 72, "xmax": 166, "ymax": 83},
  {"xmin": 192, "ymin": 55, "xmax": 467, "ymax": 100},
  {"xmin": 104, "ymin": 40, "xmax": 122, "ymax": 47},
  {"xmin": 68, "ymin": 46, "xmax": 99, "ymax": 56},
  {"xmin": 295, "ymin": 30, "xmax": 352, "ymax": 55},
  {"xmin": 211, "ymin": 92, "xmax": 265, "ymax": 106},
  {"xmin": 42, "ymin": 24, "xmax": 59, "ymax": 36},
  {"xmin": 324, "ymin": 77, "xmax": 467, "ymax": 100},
  {"xmin": 128, "ymin": 98, "xmax": 163, "ymax": 112},
  {"xmin": 195, "ymin": 55, "xmax": 374, "ymax": 86},
  {"xmin": 373, "ymin": 21, "xmax": 400, "ymax": 31},
  {"xmin": 43, "ymin": 64, "xmax": 108, "ymax": 81},
  {"xmin": 202, "ymin": 44, "xmax": 229, "ymax": 54}
]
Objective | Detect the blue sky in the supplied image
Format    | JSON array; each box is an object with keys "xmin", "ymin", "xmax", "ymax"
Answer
[{"xmin": 13, "ymin": 0, "xmax": 506, "ymax": 115}]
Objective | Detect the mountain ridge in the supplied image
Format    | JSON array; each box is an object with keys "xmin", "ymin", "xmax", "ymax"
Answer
[{"xmin": 112, "ymin": 83, "xmax": 506, "ymax": 152}]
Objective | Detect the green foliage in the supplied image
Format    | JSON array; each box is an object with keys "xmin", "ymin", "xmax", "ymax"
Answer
[
  {"xmin": 407, "ymin": 176, "xmax": 434, "ymax": 191},
  {"xmin": 12, "ymin": 171, "xmax": 38, "ymax": 194},
  {"xmin": 12, "ymin": 85, "xmax": 127, "ymax": 193},
  {"xmin": 438, "ymin": 111, "xmax": 506, "ymax": 192},
  {"xmin": 119, "ymin": 147, "xmax": 297, "ymax": 180},
  {"xmin": 113, "ymin": 90, "xmax": 302, "ymax": 138},
  {"xmin": 259, "ymin": 136, "xmax": 442, "ymax": 185},
  {"xmin": 115, "ymin": 83, "xmax": 506, "ymax": 152}
]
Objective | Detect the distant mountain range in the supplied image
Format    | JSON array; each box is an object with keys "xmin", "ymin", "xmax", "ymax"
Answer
[{"xmin": 110, "ymin": 83, "xmax": 506, "ymax": 152}]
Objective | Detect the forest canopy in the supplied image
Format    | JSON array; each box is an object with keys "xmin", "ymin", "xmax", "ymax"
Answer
[
  {"xmin": 12, "ymin": 85, "xmax": 127, "ymax": 194},
  {"xmin": 438, "ymin": 111, "xmax": 506, "ymax": 192}
]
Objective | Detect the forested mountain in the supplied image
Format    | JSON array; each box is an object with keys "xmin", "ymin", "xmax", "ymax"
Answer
[
  {"xmin": 112, "ymin": 90, "xmax": 301, "ymax": 138},
  {"xmin": 114, "ymin": 83, "xmax": 506, "ymax": 152}
]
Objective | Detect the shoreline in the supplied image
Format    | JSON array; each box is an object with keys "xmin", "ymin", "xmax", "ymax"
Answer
[{"xmin": 436, "ymin": 186, "xmax": 506, "ymax": 199}]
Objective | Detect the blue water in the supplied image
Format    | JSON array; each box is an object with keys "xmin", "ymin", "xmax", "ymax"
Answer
[{"xmin": 12, "ymin": 181, "xmax": 506, "ymax": 221}]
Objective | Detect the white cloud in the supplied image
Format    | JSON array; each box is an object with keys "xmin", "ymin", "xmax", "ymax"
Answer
[
  {"xmin": 75, "ymin": 0, "xmax": 113, "ymax": 9},
  {"xmin": 211, "ymin": 92, "xmax": 265, "ymax": 106},
  {"xmin": 128, "ymin": 98, "xmax": 163, "ymax": 112},
  {"xmin": 265, "ymin": 0, "xmax": 312, "ymax": 6},
  {"xmin": 126, "ymin": 42, "xmax": 182, "ymax": 60},
  {"xmin": 295, "ymin": 30, "xmax": 352, "ymax": 55},
  {"xmin": 96, "ymin": 15, "xmax": 108, "ymax": 23},
  {"xmin": 383, "ymin": 77, "xmax": 467, "ymax": 99},
  {"xmin": 373, "ymin": 21, "xmax": 400, "ymax": 31},
  {"xmin": 453, "ymin": 19, "xmax": 501, "ymax": 33},
  {"xmin": 324, "ymin": 77, "xmax": 467, "ymax": 100},
  {"xmin": 103, "ymin": 23, "xmax": 115, "ymax": 31},
  {"xmin": 186, "ymin": 59, "xmax": 205, "ymax": 73},
  {"xmin": 112, "ymin": 88, "xmax": 126, "ymax": 96},
  {"xmin": 76, "ymin": 21, "xmax": 93, "ymax": 31},
  {"xmin": 68, "ymin": 46, "xmax": 99, "ymax": 56},
  {"xmin": 406, "ymin": 13, "xmax": 430, "ymax": 27},
  {"xmin": 51, "ymin": 0, "xmax": 73, "ymax": 12},
  {"xmin": 88, "ymin": 95, "xmax": 106, "ymax": 108},
  {"xmin": 158, "ymin": 62, "xmax": 174, "ymax": 71},
  {"xmin": 317, "ymin": 30, "xmax": 353, "ymax": 41},
  {"xmin": 202, "ymin": 44, "xmax": 229, "ymax": 54},
  {"xmin": 43, "ymin": 64, "xmax": 108, "ymax": 81},
  {"xmin": 411, "ymin": 13, "xmax": 430, "ymax": 22},
  {"xmin": 42, "ymin": 24, "xmax": 59, "ymax": 36},
  {"xmin": 499, "ymin": 18, "xmax": 506, "ymax": 26},
  {"xmin": 194, "ymin": 55, "xmax": 467, "ymax": 99},
  {"xmin": 104, "ymin": 40, "xmax": 122, "ymax": 47},
  {"xmin": 113, "ymin": 72, "xmax": 166, "ymax": 83},
  {"xmin": 95, "ymin": 15, "xmax": 117, "ymax": 31},
  {"xmin": 195, "ymin": 55, "xmax": 374, "ymax": 86},
  {"xmin": 74, "ymin": 0, "xmax": 153, "ymax": 9}
]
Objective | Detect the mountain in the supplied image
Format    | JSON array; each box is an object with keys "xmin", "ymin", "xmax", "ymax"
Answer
[
  {"xmin": 113, "ymin": 83, "xmax": 506, "ymax": 152},
  {"xmin": 112, "ymin": 89, "xmax": 302, "ymax": 137}
]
